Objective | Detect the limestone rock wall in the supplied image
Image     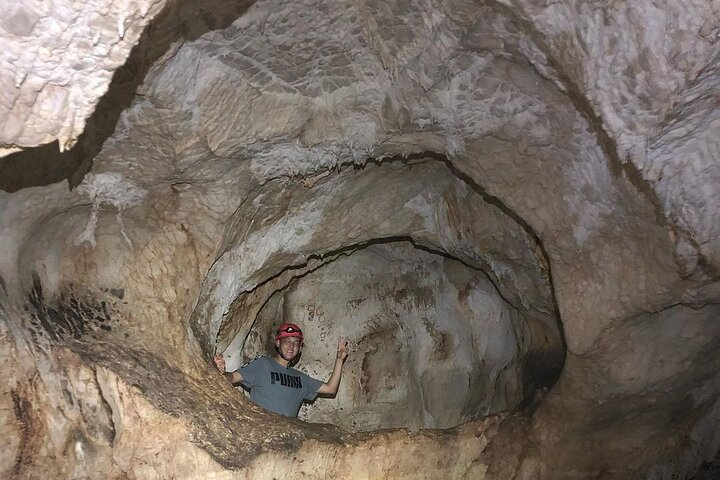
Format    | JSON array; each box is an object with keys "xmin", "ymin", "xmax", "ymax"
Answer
[
  {"xmin": 1, "ymin": 0, "xmax": 720, "ymax": 479},
  {"xmin": 244, "ymin": 243, "xmax": 531, "ymax": 431},
  {"xmin": 0, "ymin": 0, "xmax": 166, "ymax": 155}
]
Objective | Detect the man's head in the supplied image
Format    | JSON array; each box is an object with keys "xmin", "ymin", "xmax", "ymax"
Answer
[{"xmin": 274, "ymin": 323, "xmax": 304, "ymax": 363}]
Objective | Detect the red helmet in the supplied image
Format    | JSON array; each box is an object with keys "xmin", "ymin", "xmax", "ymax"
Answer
[{"xmin": 275, "ymin": 323, "xmax": 304, "ymax": 343}]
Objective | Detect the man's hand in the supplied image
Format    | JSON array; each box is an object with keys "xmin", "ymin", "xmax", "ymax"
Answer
[
  {"xmin": 214, "ymin": 354, "xmax": 243, "ymax": 384},
  {"xmin": 213, "ymin": 354, "xmax": 226, "ymax": 372},
  {"xmin": 337, "ymin": 337, "xmax": 349, "ymax": 361}
]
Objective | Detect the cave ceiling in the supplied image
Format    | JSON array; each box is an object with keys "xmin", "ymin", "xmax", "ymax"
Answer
[{"xmin": 2, "ymin": 0, "xmax": 720, "ymax": 479}]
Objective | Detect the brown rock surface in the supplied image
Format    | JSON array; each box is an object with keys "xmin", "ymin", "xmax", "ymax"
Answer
[{"xmin": 1, "ymin": 0, "xmax": 719, "ymax": 478}]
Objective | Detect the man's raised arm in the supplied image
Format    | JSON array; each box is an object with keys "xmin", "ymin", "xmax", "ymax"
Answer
[
  {"xmin": 317, "ymin": 337, "xmax": 349, "ymax": 396},
  {"xmin": 214, "ymin": 354, "xmax": 244, "ymax": 385}
]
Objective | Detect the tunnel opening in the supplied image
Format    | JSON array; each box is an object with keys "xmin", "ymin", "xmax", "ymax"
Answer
[
  {"xmin": 222, "ymin": 240, "xmax": 563, "ymax": 432},
  {"xmin": 202, "ymin": 157, "xmax": 567, "ymax": 432}
]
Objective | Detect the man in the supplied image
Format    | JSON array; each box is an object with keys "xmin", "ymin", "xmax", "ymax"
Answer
[{"xmin": 213, "ymin": 322, "xmax": 349, "ymax": 417}]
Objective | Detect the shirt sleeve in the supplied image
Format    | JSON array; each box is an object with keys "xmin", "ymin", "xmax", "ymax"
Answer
[
  {"xmin": 301, "ymin": 372, "xmax": 324, "ymax": 401},
  {"xmin": 238, "ymin": 357, "xmax": 264, "ymax": 388}
]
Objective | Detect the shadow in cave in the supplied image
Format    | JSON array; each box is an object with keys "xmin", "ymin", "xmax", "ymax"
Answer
[{"xmin": 0, "ymin": 0, "xmax": 254, "ymax": 193}]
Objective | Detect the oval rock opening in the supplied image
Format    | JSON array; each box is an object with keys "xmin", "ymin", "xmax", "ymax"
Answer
[{"xmin": 219, "ymin": 239, "xmax": 564, "ymax": 432}]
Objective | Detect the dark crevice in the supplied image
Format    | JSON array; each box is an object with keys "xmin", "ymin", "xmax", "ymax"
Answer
[
  {"xmin": 11, "ymin": 388, "xmax": 32, "ymax": 478},
  {"xmin": 0, "ymin": 0, "xmax": 254, "ymax": 193},
  {"xmin": 94, "ymin": 369, "xmax": 117, "ymax": 446},
  {"xmin": 25, "ymin": 273, "xmax": 120, "ymax": 344},
  {"xmin": 690, "ymin": 451, "xmax": 720, "ymax": 480},
  {"xmin": 0, "ymin": 140, "xmax": 88, "ymax": 193},
  {"xmin": 675, "ymin": 231, "xmax": 720, "ymax": 282}
]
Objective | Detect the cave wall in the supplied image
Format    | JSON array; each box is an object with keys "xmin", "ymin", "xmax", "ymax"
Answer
[
  {"xmin": 0, "ymin": 0, "xmax": 166, "ymax": 155},
  {"xmin": 243, "ymin": 243, "xmax": 530, "ymax": 431},
  {"xmin": 1, "ymin": 0, "xmax": 720, "ymax": 479}
]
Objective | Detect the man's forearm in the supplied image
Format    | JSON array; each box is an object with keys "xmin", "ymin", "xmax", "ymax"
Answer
[
  {"xmin": 225, "ymin": 371, "xmax": 242, "ymax": 384},
  {"xmin": 319, "ymin": 357, "xmax": 345, "ymax": 395}
]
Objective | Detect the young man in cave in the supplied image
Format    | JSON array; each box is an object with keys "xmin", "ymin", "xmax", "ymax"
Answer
[{"xmin": 213, "ymin": 322, "xmax": 349, "ymax": 418}]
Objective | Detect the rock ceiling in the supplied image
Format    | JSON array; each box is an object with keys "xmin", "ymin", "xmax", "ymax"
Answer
[{"xmin": 1, "ymin": 0, "xmax": 720, "ymax": 478}]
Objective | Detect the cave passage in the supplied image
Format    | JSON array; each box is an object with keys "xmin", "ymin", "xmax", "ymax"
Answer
[
  {"xmin": 231, "ymin": 241, "xmax": 562, "ymax": 431},
  {"xmin": 5, "ymin": 0, "xmax": 720, "ymax": 477},
  {"xmin": 202, "ymin": 158, "xmax": 565, "ymax": 433}
]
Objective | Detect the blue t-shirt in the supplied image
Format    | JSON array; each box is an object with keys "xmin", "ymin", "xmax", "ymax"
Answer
[{"xmin": 238, "ymin": 356, "xmax": 324, "ymax": 417}]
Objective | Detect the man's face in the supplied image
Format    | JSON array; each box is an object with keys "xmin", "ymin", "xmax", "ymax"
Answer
[{"xmin": 276, "ymin": 337, "xmax": 302, "ymax": 361}]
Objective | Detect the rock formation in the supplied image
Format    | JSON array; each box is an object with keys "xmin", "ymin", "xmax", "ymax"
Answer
[{"xmin": 1, "ymin": 0, "xmax": 719, "ymax": 478}]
